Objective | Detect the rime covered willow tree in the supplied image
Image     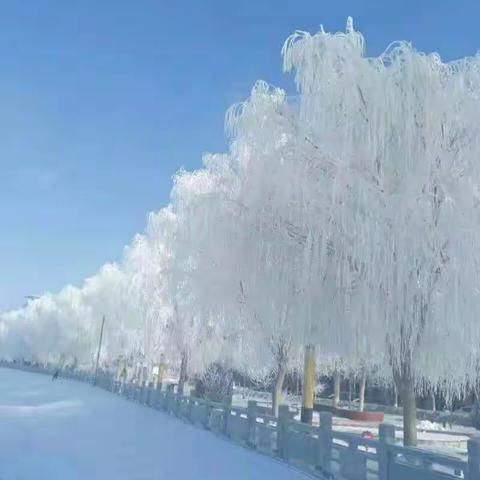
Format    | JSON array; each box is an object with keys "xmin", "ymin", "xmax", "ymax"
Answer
[
  {"xmin": 121, "ymin": 231, "xmax": 171, "ymax": 380},
  {"xmin": 223, "ymin": 82, "xmax": 308, "ymax": 416},
  {"xmin": 167, "ymin": 169, "xmax": 238, "ymax": 392},
  {"xmin": 283, "ymin": 18, "xmax": 480, "ymax": 444}
]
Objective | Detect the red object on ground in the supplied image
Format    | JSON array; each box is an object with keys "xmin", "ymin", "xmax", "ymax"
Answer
[
  {"xmin": 314, "ymin": 403, "xmax": 385, "ymax": 422},
  {"xmin": 341, "ymin": 409, "xmax": 385, "ymax": 422}
]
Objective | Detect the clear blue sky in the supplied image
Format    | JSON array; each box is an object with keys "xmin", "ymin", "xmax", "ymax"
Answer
[{"xmin": 1, "ymin": 0, "xmax": 479, "ymax": 311}]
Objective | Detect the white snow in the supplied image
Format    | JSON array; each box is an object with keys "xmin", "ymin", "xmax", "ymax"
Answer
[
  {"xmin": 418, "ymin": 420, "xmax": 447, "ymax": 432},
  {"xmin": 0, "ymin": 368, "xmax": 312, "ymax": 480}
]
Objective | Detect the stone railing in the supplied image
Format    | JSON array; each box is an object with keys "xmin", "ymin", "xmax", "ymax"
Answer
[{"xmin": 3, "ymin": 362, "xmax": 479, "ymax": 480}]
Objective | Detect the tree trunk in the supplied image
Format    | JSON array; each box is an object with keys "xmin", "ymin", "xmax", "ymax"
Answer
[
  {"xmin": 348, "ymin": 375, "xmax": 353, "ymax": 407},
  {"xmin": 430, "ymin": 391, "xmax": 436, "ymax": 412},
  {"xmin": 178, "ymin": 351, "xmax": 188, "ymax": 395},
  {"xmin": 393, "ymin": 385, "xmax": 398, "ymax": 408},
  {"xmin": 156, "ymin": 355, "xmax": 166, "ymax": 390},
  {"xmin": 397, "ymin": 374, "xmax": 417, "ymax": 446},
  {"xmin": 140, "ymin": 365, "xmax": 147, "ymax": 386},
  {"xmin": 272, "ymin": 362, "xmax": 287, "ymax": 417},
  {"xmin": 472, "ymin": 398, "xmax": 480, "ymax": 430},
  {"xmin": 359, "ymin": 371, "xmax": 367, "ymax": 412},
  {"xmin": 333, "ymin": 369, "xmax": 341, "ymax": 408},
  {"xmin": 301, "ymin": 345, "xmax": 316, "ymax": 424}
]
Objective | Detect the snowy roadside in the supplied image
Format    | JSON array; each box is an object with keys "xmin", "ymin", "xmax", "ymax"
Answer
[{"xmin": 0, "ymin": 368, "xmax": 316, "ymax": 480}]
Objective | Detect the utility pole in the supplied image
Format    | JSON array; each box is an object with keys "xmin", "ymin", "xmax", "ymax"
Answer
[{"xmin": 93, "ymin": 315, "xmax": 106, "ymax": 385}]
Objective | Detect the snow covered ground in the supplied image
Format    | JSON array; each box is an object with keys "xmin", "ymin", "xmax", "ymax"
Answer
[{"xmin": 0, "ymin": 368, "xmax": 313, "ymax": 480}]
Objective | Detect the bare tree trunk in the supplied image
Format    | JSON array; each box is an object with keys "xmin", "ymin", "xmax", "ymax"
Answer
[
  {"xmin": 348, "ymin": 375, "xmax": 353, "ymax": 407},
  {"xmin": 394, "ymin": 384, "xmax": 398, "ymax": 408},
  {"xmin": 472, "ymin": 396, "xmax": 480, "ymax": 430},
  {"xmin": 430, "ymin": 391, "xmax": 436, "ymax": 412},
  {"xmin": 397, "ymin": 373, "xmax": 417, "ymax": 446},
  {"xmin": 301, "ymin": 344, "xmax": 316, "ymax": 424},
  {"xmin": 272, "ymin": 362, "xmax": 287, "ymax": 417},
  {"xmin": 333, "ymin": 369, "xmax": 341, "ymax": 408},
  {"xmin": 178, "ymin": 350, "xmax": 188, "ymax": 395},
  {"xmin": 156, "ymin": 354, "xmax": 166, "ymax": 390},
  {"xmin": 140, "ymin": 365, "xmax": 147, "ymax": 386},
  {"xmin": 389, "ymin": 311, "xmax": 422, "ymax": 447},
  {"xmin": 272, "ymin": 339, "xmax": 289, "ymax": 417},
  {"xmin": 359, "ymin": 370, "xmax": 367, "ymax": 412}
]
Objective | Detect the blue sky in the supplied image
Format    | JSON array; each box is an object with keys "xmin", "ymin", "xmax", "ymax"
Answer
[{"xmin": 1, "ymin": 0, "xmax": 480, "ymax": 311}]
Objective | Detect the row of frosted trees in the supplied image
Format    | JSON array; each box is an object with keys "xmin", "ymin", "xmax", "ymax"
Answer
[{"xmin": 2, "ymin": 19, "xmax": 480, "ymax": 446}]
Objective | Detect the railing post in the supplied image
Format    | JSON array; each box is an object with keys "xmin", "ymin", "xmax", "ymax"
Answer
[
  {"xmin": 379, "ymin": 423, "xmax": 395, "ymax": 480},
  {"xmin": 468, "ymin": 436, "xmax": 480, "ymax": 480},
  {"xmin": 173, "ymin": 392, "xmax": 180, "ymax": 416},
  {"xmin": 129, "ymin": 382, "xmax": 134, "ymax": 401},
  {"xmin": 144, "ymin": 381, "xmax": 149, "ymax": 404},
  {"xmin": 165, "ymin": 385, "xmax": 174, "ymax": 413},
  {"xmin": 203, "ymin": 401, "xmax": 212, "ymax": 429},
  {"xmin": 150, "ymin": 382, "xmax": 156, "ymax": 406},
  {"xmin": 139, "ymin": 381, "xmax": 144, "ymax": 403},
  {"xmin": 277, "ymin": 404, "xmax": 290, "ymax": 459},
  {"xmin": 247, "ymin": 400, "xmax": 257, "ymax": 447},
  {"xmin": 132, "ymin": 382, "xmax": 137, "ymax": 401},
  {"xmin": 223, "ymin": 404, "xmax": 229, "ymax": 434},
  {"xmin": 187, "ymin": 396, "xmax": 194, "ymax": 421},
  {"xmin": 175, "ymin": 393, "xmax": 182, "ymax": 417},
  {"xmin": 145, "ymin": 383, "xmax": 152, "ymax": 406},
  {"xmin": 156, "ymin": 387, "xmax": 162, "ymax": 408},
  {"xmin": 317, "ymin": 412, "xmax": 332, "ymax": 475}
]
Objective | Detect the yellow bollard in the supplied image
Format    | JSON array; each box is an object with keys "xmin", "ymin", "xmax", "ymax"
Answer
[
  {"xmin": 156, "ymin": 354, "xmax": 166, "ymax": 390},
  {"xmin": 301, "ymin": 345, "xmax": 316, "ymax": 424}
]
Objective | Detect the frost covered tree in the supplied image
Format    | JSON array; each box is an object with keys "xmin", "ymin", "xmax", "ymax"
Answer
[
  {"xmin": 0, "ymin": 286, "xmax": 93, "ymax": 366},
  {"xmin": 166, "ymin": 168, "xmax": 239, "ymax": 393},
  {"xmin": 283, "ymin": 18, "xmax": 480, "ymax": 444},
  {"xmin": 223, "ymin": 82, "xmax": 306, "ymax": 416},
  {"xmin": 122, "ymin": 229, "xmax": 172, "ymax": 382}
]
